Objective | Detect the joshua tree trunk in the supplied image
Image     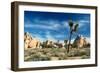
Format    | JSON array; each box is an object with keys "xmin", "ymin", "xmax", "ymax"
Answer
[{"xmin": 68, "ymin": 31, "xmax": 72, "ymax": 53}]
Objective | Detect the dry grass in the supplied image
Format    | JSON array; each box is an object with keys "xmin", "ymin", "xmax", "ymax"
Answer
[{"xmin": 24, "ymin": 47, "xmax": 90, "ymax": 61}]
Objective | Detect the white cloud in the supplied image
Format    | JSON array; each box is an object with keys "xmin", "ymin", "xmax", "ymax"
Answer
[
  {"xmin": 85, "ymin": 37, "xmax": 90, "ymax": 43},
  {"xmin": 62, "ymin": 21, "xmax": 68, "ymax": 27},
  {"xmin": 53, "ymin": 23, "xmax": 60, "ymax": 28},
  {"xmin": 31, "ymin": 31, "xmax": 66, "ymax": 43},
  {"xmin": 33, "ymin": 18, "xmax": 59, "ymax": 26},
  {"xmin": 31, "ymin": 33, "xmax": 45, "ymax": 42},
  {"xmin": 79, "ymin": 20, "xmax": 89, "ymax": 23},
  {"xmin": 24, "ymin": 23, "xmax": 60, "ymax": 31},
  {"xmin": 54, "ymin": 34, "xmax": 66, "ymax": 39},
  {"xmin": 77, "ymin": 19, "xmax": 90, "ymax": 28},
  {"xmin": 31, "ymin": 31, "xmax": 61, "ymax": 42},
  {"xmin": 25, "ymin": 18, "xmax": 70, "ymax": 32},
  {"xmin": 24, "ymin": 19, "xmax": 68, "ymax": 31},
  {"xmin": 45, "ymin": 31, "xmax": 57, "ymax": 42},
  {"xmin": 24, "ymin": 24, "xmax": 34, "ymax": 28}
]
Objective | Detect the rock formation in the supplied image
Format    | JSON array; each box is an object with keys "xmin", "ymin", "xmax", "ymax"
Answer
[
  {"xmin": 24, "ymin": 32, "xmax": 40, "ymax": 50},
  {"xmin": 73, "ymin": 35, "xmax": 89, "ymax": 49}
]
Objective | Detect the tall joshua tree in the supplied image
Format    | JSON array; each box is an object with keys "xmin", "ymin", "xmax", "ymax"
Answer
[
  {"xmin": 68, "ymin": 20, "xmax": 74, "ymax": 52},
  {"xmin": 68, "ymin": 20, "xmax": 79, "ymax": 52}
]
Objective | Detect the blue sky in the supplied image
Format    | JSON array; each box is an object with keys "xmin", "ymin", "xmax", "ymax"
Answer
[{"xmin": 24, "ymin": 11, "xmax": 90, "ymax": 42}]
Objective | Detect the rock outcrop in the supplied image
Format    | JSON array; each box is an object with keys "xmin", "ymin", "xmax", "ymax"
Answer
[
  {"xmin": 73, "ymin": 35, "xmax": 89, "ymax": 49},
  {"xmin": 24, "ymin": 32, "xmax": 40, "ymax": 50}
]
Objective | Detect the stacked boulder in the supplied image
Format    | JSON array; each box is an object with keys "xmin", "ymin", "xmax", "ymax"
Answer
[
  {"xmin": 24, "ymin": 32, "xmax": 40, "ymax": 50},
  {"xmin": 73, "ymin": 35, "xmax": 89, "ymax": 49}
]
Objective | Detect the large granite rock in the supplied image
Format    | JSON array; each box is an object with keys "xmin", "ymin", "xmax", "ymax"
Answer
[{"xmin": 24, "ymin": 32, "xmax": 40, "ymax": 50}]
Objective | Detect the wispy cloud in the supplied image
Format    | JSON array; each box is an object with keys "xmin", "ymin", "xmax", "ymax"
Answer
[
  {"xmin": 78, "ymin": 19, "xmax": 90, "ymax": 28},
  {"xmin": 79, "ymin": 20, "xmax": 90, "ymax": 23},
  {"xmin": 24, "ymin": 23, "xmax": 60, "ymax": 31},
  {"xmin": 33, "ymin": 18, "xmax": 59, "ymax": 26},
  {"xmin": 31, "ymin": 33, "xmax": 46, "ymax": 42},
  {"xmin": 25, "ymin": 19, "xmax": 69, "ymax": 31},
  {"xmin": 45, "ymin": 31, "xmax": 67, "ymax": 42},
  {"xmin": 62, "ymin": 21, "xmax": 68, "ymax": 27},
  {"xmin": 45, "ymin": 31, "xmax": 57, "ymax": 41}
]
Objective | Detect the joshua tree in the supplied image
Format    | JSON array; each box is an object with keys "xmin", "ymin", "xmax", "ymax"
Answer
[
  {"xmin": 64, "ymin": 40, "xmax": 68, "ymax": 44},
  {"xmin": 64, "ymin": 40, "xmax": 68, "ymax": 49},
  {"xmin": 68, "ymin": 20, "xmax": 79, "ymax": 52},
  {"xmin": 68, "ymin": 20, "xmax": 74, "ymax": 52}
]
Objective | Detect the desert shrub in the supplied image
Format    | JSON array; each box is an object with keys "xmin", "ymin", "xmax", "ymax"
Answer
[
  {"xmin": 81, "ymin": 55, "xmax": 90, "ymax": 59},
  {"xmin": 41, "ymin": 49, "xmax": 51, "ymax": 54},
  {"xmin": 85, "ymin": 48, "xmax": 90, "ymax": 56},
  {"xmin": 24, "ymin": 47, "xmax": 90, "ymax": 61},
  {"xmin": 67, "ymin": 50, "xmax": 78, "ymax": 57},
  {"xmin": 46, "ymin": 53, "xmax": 52, "ymax": 57},
  {"xmin": 59, "ymin": 55, "xmax": 68, "ymax": 60},
  {"xmin": 59, "ymin": 52, "xmax": 66, "ymax": 57},
  {"xmin": 50, "ymin": 57, "xmax": 59, "ymax": 60},
  {"xmin": 79, "ymin": 50, "xmax": 87, "ymax": 56},
  {"xmin": 26, "ymin": 53, "xmax": 50, "ymax": 61},
  {"xmin": 68, "ymin": 48, "xmax": 90, "ymax": 57},
  {"xmin": 78, "ymin": 48, "xmax": 90, "ymax": 56},
  {"xmin": 67, "ymin": 52, "xmax": 74, "ymax": 57}
]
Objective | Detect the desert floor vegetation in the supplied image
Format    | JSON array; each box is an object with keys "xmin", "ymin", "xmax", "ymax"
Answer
[{"xmin": 24, "ymin": 47, "xmax": 90, "ymax": 61}]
